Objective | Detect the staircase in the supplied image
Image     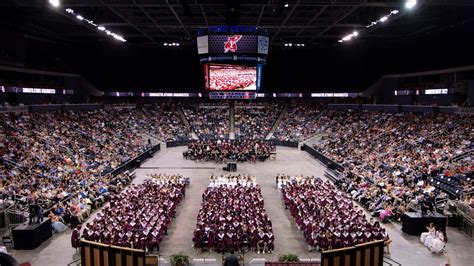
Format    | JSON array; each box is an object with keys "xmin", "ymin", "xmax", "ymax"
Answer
[
  {"xmin": 383, "ymin": 256, "xmax": 402, "ymax": 266},
  {"xmin": 229, "ymin": 102, "xmax": 235, "ymax": 140},
  {"xmin": 177, "ymin": 107, "xmax": 198, "ymax": 140},
  {"xmin": 265, "ymin": 104, "xmax": 287, "ymax": 140}
]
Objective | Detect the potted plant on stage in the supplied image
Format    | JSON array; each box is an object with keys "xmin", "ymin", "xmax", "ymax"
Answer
[
  {"xmin": 170, "ymin": 253, "xmax": 190, "ymax": 266},
  {"xmin": 278, "ymin": 253, "xmax": 300, "ymax": 263}
]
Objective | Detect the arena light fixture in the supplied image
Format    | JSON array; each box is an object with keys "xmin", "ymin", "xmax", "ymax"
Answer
[
  {"xmin": 339, "ymin": 31, "xmax": 358, "ymax": 43},
  {"xmin": 339, "ymin": 8, "xmax": 401, "ymax": 43},
  {"xmin": 49, "ymin": 0, "xmax": 60, "ymax": 8},
  {"xmin": 55, "ymin": 7, "xmax": 126, "ymax": 42},
  {"xmin": 405, "ymin": 0, "xmax": 417, "ymax": 9},
  {"xmin": 284, "ymin": 3, "xmax": 289, "ymax": 8},
  {"xmin": 164, "ymin": 42, "xmax": 180, "ymax": 47}
]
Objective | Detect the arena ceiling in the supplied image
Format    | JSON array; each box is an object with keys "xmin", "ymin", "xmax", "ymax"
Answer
[{"xmin": 1, "ymin": 0, "xmax": 474, "ymax": 48}]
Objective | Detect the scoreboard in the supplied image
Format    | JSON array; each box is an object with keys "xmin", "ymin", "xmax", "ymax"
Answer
[{"xmin": 197, "ymin": 25, "xmax": 268, "ymax": 97}]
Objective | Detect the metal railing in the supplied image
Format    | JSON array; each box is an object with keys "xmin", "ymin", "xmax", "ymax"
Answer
[{"xmin": 66, "ymin": 257, "xmax": 81, "ymax": 266}]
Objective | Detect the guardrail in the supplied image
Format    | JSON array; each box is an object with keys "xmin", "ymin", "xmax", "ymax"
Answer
[
  {"xmin": 166, "ymin": 140, "xmax": 190, "ymax": 148},
  {"xmin": 273, "ymin": 140, "xmax": 299, "ymax": 148},
  {"xmin": 301, "ymin": 144, "xmax": 344, "ymax": 172},
  {"xmin": 109, "ymin": 144, "xmax": 160, "ymax": 176}
]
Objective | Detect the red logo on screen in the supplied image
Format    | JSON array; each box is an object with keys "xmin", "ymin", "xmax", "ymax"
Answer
[{"xmin": 224, "ymin": 35, "xmax": 243, "ymax": 53}]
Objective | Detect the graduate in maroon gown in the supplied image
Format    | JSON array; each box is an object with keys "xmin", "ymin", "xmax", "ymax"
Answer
[{"xmin": 71, "ymin": 225, "xmax": 81, "ymax": 251}]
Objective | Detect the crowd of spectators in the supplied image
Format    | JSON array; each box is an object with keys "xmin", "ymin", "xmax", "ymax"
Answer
[
  {"xmin": 80, "ymin": 174, "xmax": 186, "ymax": 251},
  {"xmin": 183, "ymin": 106, "xmax": 229, "ymax": 140},
  {"xmin": 193, "ymin": 174, "xmax": 274, "ymax": 253},
  {"xmin": 133, "ymin": 104, "xmax": 190, "ymax": 142},
  {"xmin": 311, "ymin": 111, "xmax": 473, "ymax": 223},
  {"xmin": 0, "ymin": 104, "xmax": 188, "ymax": 222},
  {"xmin": 272, "ymin": 104, "xmax": 326, "ymax": 142},
  {"xmin": 183, "ymin": 140, "xmax": 276, "ymax": 163},
  {"xmin": 280, "ymin": 175, "xmax": 391, "ymax": 252},
  {"xmin": 234, "ymin": 104, "xmax": 281, "ymax": 140}
]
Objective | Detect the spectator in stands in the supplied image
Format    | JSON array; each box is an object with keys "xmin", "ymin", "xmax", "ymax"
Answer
[
  {"xmin": 234, "ymin": 104, "xmax": 281, "ymax": 140},
  {"xmin": 183, "ymin": 105, "xmax": 229, "ymax": 140},
  {"xmin": 312, "ymin": 110, "xmax": 472, "ymax": 223},
  {"xmin": 0, "ymin": 104, "xmax": 187, "ymax": 217},
  {"xmin": 272, "ymin": 104, "xmax": 325, "ymax": 142}
]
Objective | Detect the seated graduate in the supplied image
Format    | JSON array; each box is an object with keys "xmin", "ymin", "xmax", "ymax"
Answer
[
  {"xmin": 429, "ymin": 230, "xmax": 447, "ymax": 254},
  {"xmin": 420, "ymin": 223, "xmax": 436, "ymax": 244}
]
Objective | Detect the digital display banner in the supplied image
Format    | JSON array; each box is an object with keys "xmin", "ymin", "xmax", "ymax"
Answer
[
  {"xmin": 0, "ymin": 86, "xmax": 73, "ymax": 95},
  {"xmin": 209, "ymin": 91, "xmax": 256, "ymax": 100},
  {"xmin": 207, "ymin": 64, "xmax": 257, "ymax": 91},
  {"xmin": 206, "ymin": 35, "xmax": 258, "ymax": 54},
  {"xmin": 394, "ymin": 88, "xmax": 454, "ymax": 96}
]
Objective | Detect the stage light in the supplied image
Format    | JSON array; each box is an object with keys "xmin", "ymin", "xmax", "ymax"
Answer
[
  {"xmin": 352, "ymin": 31, "xmax": 359, "ymax": 37},
  {"xmin": 176, "ymin": 43, "xmax": 180, "ymax": 46},
  {"xmin": 301, "ymin": 44, "xmax": 305, "ymax": 47},
  {"xmin": 164, "ymin": 43, "xmax": 168, "ymax": 46},
  {"xmin": 98, "ymin": 26, "xmax": 106, "ymax": 31},
  {"xmin": 49, "ymin": 0, "xmax": 60, "ymax": 8},
  {"xmin": 76, "ymin": 15, "xmax": 84, "ymax": 21},
  {"xmin": 288, "ymin": 43, "xmax": 292, "ymax": 46},
  {"xmin": 379, "ymin": 16, "xmax": 388, "ymax": 22},
  {"xmin": 405, "ymin": 0, "xmax": 417, "ymax": 9},
  {"xmin": 342, "ymin": 35, "xmax": 352, "ymax": 41},
  {"xmin": 284, "ymin": 3, "xmax": 289, "ymax": 8}
]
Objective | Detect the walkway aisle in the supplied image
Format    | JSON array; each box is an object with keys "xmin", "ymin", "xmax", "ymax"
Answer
[{"xmin": 241, "ymin": 149, "xmax": 328, "ymax": 261}]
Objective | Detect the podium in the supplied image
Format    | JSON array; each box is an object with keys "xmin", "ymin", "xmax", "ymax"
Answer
[{"xmin": 224, "ymin": 159, "xmax": 237, "ymax": 172}]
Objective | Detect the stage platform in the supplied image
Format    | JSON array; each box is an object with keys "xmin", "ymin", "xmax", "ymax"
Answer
[
  {"xmin": 12, "ymin": 218, "xmax": 52, "ymax": 250},
  {"xmin": 401, "ymin": 212, "xmax": 448, "ymax": 235}
]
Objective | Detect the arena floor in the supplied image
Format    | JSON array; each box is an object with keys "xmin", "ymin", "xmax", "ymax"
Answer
[{"xmin": 11, "ymin": 147, "xmax": 472, "ymax": 266}]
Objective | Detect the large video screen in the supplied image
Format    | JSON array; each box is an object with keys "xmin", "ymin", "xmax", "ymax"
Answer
[{"xmin": 208, "ymin": 64, "xmax": 257, "ymax": 91}]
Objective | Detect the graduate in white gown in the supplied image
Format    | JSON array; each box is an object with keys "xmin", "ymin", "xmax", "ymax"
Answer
[
  {"xmin": 430, "ymin": 230, "xmax": 447, "ymax": 254},
  {"xmin": 420, "ymin": 223, "xmax": 436, "ymax": 244},
  {"xmin": 424, "ymin": 227, "xmax": 437, "ymax": 247}
]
